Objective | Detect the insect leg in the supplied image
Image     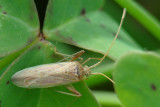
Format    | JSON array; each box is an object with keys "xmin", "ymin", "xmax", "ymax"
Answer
[
  {"xmin": 49, "ymin": 87, "xmax": 79, "ymax": 106},
  {"xmin": 55, "ymin": 90, "xmax": 81, "ymax": 97},
  {"xmin": 46, "ymin": 85, "xmax": 81, "ymax": 97},
  {"xmin": 81, "ymin": 57, "xmax": 101, "ymax": 65},
  {"xmin": 52, "ymin": 85, "xmax": 81, "ymax": 97},
  {"xmin": 69, "ymin": 50, "xmax": 84, "ymax": 61},
  {"xmin": 59, "ymin": 50, "xmax": 84, "ymax": 62},
  {"xmin": 77, "ymin": 57, "xmax": 83, "ymax": 63},
  {"xmin": 65, "ymin": 85, "xmax": 81, "ymax": 97},
  {"xmin": 54, "ymin": 46, "xmax": 71, "ymax": 57},
  {"xmin": 54, "ymin": 47, "xmax": 84, "ymax": 62}
]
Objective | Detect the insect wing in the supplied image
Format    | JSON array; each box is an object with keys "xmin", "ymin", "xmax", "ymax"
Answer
[{"xmin": 12, "ymin": 62, "xmax": 82, "ymax": 88}]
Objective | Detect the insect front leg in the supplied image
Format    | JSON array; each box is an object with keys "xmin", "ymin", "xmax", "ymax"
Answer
[
  {"xmin": 54, "ymin": 46, "xmax": 71, "ymax": 58},
  {"xmin": 54, "ymin": 47, "xmax": 84, "ymax": 62},
  {"xmin": 69, "ymin": 50, "xmax": 84, "ymax": 62},
  {"xmin": 60, "ymin": 50, "xmax": 84, "ymax": 62}
]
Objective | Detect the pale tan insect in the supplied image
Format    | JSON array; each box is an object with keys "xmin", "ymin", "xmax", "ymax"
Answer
[{"xmin": 3, "ymin": 9, "xmax": 126, "ymax": 97}]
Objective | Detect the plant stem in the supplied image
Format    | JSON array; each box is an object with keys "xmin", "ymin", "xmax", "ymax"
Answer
[{"xmin": 115, "ymin": 0, "xmax": 160, "ymax": 41}]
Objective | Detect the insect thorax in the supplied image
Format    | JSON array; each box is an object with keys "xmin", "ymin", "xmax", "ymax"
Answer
[{"xmin": 68, "ymin": 62, "xmax": 90, "ymax": 80}]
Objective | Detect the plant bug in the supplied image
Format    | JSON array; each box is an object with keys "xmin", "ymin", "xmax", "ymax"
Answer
[{"xmin": 3, "ymin": 9, "xmax": 126, "ymax": 97}]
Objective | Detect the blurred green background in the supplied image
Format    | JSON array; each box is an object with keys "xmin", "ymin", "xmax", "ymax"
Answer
[{"xmin": 0, "ymin": 0, "xmax": 160, "ymax": 107}]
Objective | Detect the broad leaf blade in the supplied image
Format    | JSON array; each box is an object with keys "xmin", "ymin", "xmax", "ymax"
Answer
[
  {"xmin": 0, "ymin": 41, "xmax": 100, "ymax": 107},
  {"xmin": 43, "ymin": 0, "xmax": 141, "ymax": 60},
  {"xmin": 0, "ymin": 0, "xmax": 39, "ymax": 57},
  {"xmin": 44, "ymin": 0, "xmax": 103, "ymax": 30},
  {"xmin": 113, "ymin": 52, "xmax": 160, "ymax": 107}
]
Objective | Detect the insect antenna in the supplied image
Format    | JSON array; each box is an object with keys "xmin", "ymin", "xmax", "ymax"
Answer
[{"xmin": 89, "ymin": 8, "xmax": 126, "ymax": 69}]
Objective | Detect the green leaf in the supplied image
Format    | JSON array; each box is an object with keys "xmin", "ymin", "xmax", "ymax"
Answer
[
  {"xmin": 0, "ymin": 0, "xmax": 39, "ymax": 57},
  {"xmin": 43, "ymin": 0, "xmax": 141, "ymax": 60},
  {"xmin": 0, "ymin": 39, "xmax": 38, "ymax": 72},
  {"xmin": 0, "ymin": 41, "xmax": 100, "ymax": 107},
  {"xmin": 93, "ymin": 91, "xmax": 121, "ymax": 107},
  {"xmin": 113, "ymin": 52, "xmax": 160, "ymax": 107}
]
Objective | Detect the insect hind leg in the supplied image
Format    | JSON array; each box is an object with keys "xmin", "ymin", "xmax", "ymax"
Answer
[
  {"xmin": 51, "ymin": 85, "xmax": 81, "ymax": 97},
  {"xmin": 54, "ymin": 85, "xmax": 81, "ymax": 107},
  {"xmin": 55, "ymin": 90, "xmax": 81, "ymax": 97},
  {"xmin": 66, "ymin": 85, "xmax": 81, "ymax": 97}
]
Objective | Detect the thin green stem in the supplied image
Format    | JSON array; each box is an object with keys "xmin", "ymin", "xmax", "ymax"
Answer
[{"xmin": 115, "ymin": 0, "xmax": 160, "ymax": 41}]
